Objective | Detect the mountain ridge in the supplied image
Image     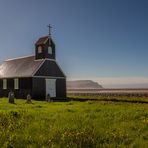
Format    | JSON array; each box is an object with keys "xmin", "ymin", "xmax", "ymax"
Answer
[{"xmin": 67, "ymin": 80, "xmax": 103, "ymax": 89}]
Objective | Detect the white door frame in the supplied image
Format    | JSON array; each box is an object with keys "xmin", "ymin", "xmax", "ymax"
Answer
[{"xmin": 46, "ymin": 79, "xmax": 56, "ymax": 97}]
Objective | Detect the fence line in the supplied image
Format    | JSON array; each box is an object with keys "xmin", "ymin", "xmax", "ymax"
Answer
[{"xmin": 67, "ymin": 92, "xmax": 148, "ymax": 97}]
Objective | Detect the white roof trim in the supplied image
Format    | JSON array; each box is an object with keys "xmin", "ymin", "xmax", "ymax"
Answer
[
  {"xmin": 31, "ymin": 59, "xmax": 45, "ymax": 76},
  {"xmin": 33, "ymin": 76, "xmax": 65, "ymax": 79},
  {"xmin": 5, "ymin": 54, "xmax": 34, "ymax": 62},
  {"xmin": 32, "ymin": 58, "xmax": 56, "ymax": 76},
  {"xmin": 32, "ymin": 59, "xmax": 66, "ymax": 78},
  {"xmin": 0, "ymin": 76, "xmax": 33, "ymax": 79},
  {"xmin": 54, "ymin": 60, "xmax": 66, "ymax": 78},
  {"xmin": 43, "ymin": 37, "xmax": 49, "ymax": 44},
  {"xmin": 34, "ymin": 58, "xmax": 45, "ymax": 61},
  {"xmin": 44, "ymin": 58, "xmax": 56, "ymax": 61}
]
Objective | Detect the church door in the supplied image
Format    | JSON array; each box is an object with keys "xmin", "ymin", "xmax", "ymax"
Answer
[{"xmin": 46, "ymin": 79, "xmax": 56, "ymax": 97}]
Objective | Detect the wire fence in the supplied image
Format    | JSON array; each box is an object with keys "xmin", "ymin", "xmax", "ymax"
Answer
[{"xmin": 67, "ymin": 89, "xmax": 148, "ymax": 97}]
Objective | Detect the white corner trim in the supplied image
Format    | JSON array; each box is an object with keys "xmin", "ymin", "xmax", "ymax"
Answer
[
  {"xmin": 5, "ymin": 55, "xmax": 34, "ymax": 62},
  {"xmin": 54, "ymin": 60, "xmax": 66, "ymax": 78},
  {"xmin": 45, "ymin": 58, "xmax": 56, "ymax": 61}
]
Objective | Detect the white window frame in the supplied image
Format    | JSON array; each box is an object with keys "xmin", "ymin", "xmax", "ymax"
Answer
[
  {"xmin": 48, "ymin": 46, "xmax": 52, "ymax": 54},
  {"xmin": 3, "ymin": 79, "xmax": 7, "ymax": 89},
  {"xmin": 14, "ymin": 78, "xmax": 19, "ymax": 89},
  {"xmin": 38, "ymin": 46, "xmax": 42, "ymax": 53}
]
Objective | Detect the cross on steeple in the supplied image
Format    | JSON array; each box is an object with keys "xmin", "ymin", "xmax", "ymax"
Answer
[{"xmin": 47, "ymin": 24, "xmax": 52, "ymax": 36}]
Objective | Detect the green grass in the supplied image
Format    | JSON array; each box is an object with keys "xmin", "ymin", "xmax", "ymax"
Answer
[
  {"xmin": 0, "ymin": 97, "xmax": 148, "ymax": 148},
  {"xmin": 68, "ymin": 95, "xmax": 148, "ymax": 103}
]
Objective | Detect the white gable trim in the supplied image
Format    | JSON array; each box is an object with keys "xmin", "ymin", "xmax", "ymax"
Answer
[
  {"xmin": 0, "ymin": 76, "xmax": 32, "ymax": 79},
  {"xmin": 44, "ymin": 59, "xmax": 66, "ymax": 77},
  {"xmin": 5, "ymin": 55, "xmax": 34, "ymax": 62},
  {"xmin": 32, "ymin": 58, "xmax": 55, "ymax": 76},
  {"xmin": 31, "ymin": 59, "xmax": 45, "ymax": 76},
  {"xmin": 45, "ymin": 58, "xmax": 55, "ymax": 61},
  {"xmin": 32, "ymin": 59, "xmax": 66, "ymax": 78},
  {"xmin": 44, "ymin": 38, "xmax": 49, "ymax": 44},
  {"xmin": 54, "ymin": 60, "xmax": 66, "ymax": 78}
]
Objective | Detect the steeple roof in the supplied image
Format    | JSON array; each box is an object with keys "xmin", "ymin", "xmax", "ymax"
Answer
[{"xmin": 35, "ymin": 36, "xmax": 49, "ymax": 46}]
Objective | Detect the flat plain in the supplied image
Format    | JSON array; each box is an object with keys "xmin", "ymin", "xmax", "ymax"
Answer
[{"xmin": 0, "ymin": 97, "xmax": 148, "ymax": 148}]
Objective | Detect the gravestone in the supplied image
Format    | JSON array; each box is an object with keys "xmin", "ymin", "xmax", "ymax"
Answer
[
  {"xmin": 8, "ymin": 91, "xmax": 15, "ymax": 104},
  {"xmin": 26, "ymin": 94, "xmax": 32, "ymax": 103},
  {"xmin": 46, "ymin": 94, "xmax": 51, "ymax": 102}
]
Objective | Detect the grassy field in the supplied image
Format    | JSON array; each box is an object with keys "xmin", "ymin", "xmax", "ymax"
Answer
[
  {"xmin": 0, "ymin": 97, "xmax": 148, "ymax": 148},
  {"xmin": 68, "ymin": 95, "xmax": 148, "ymax": 103}
]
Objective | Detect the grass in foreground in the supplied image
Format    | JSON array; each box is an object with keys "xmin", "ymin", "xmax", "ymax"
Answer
[{"xmin": 0, "ymin": 97, "xmax": 148, "ymax": 148}]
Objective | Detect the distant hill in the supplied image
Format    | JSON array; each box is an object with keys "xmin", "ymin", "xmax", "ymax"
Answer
[{"xmin": 67, "ymin": 80, "xmax": 103, "ymax": 89}]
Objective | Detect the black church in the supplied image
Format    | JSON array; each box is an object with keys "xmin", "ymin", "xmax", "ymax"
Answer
[{"xmin": 0, "ymin": 27, "xmax": 66, "ymax": 100}]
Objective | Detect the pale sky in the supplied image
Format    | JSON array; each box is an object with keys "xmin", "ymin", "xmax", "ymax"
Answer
[{"xmin": 0, "ymin": 0, "xmax": 148, "ymax": 88}]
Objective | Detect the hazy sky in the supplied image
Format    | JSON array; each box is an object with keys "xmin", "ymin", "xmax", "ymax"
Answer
[{"xmin": 0, "ymin": 0, "xmax": 148, "ymax": 87}]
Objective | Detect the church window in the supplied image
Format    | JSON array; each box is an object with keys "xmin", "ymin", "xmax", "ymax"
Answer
[
  {"xmin": 38, "ymin": 46, "xmax": 42, "ymax": 53},
  {"xmin": 3, "ymin": 79, "xmax": 7, "ymax": 89},
  {"xmin": 48, "ymin": 46, "xmax": 52, "ymax": 54},
  {"xmin": 14, "ymin": 78, "xmax": 19, "ymax": 89}
]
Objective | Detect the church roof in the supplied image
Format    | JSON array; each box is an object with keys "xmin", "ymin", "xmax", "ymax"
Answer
[
  {"xmin": 0, "ymin": 56, "xmax": 43, "ymax": 78},
  {"xmin": 0, "ymin": 55, "xmax": 65, "ymax": 78}
]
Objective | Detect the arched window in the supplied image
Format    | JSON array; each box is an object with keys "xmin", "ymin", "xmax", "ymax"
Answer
[
  {"xmin": 14, "ymin": 78, "xmax": 19, "ymax": 89},
  {"xmin": 38, "ymin": 46, "xmax": 42, "ymax": 53},
  {"xmin": 3, "ymin": 79, "xmax": 7, "ymax": 89}
]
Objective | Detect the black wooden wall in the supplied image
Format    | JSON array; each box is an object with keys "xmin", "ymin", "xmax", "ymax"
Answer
[
  {"xmin": 0, "ymin": 77, "xmax": 66, "ymax": 100},
  {"xmin": 56, "ymin": 79, "xmax": 66, "ymax": 98},
  {"xmin": 32, "ymin": 77, "xmax": 66, "ymax": 100},
  {"xmin": 0, "ymin": 78, "xmax": 32, "ymax": 99},
  {"xmin": 32, "ymin": 77, "xmax": 45, "ymax": 100}
]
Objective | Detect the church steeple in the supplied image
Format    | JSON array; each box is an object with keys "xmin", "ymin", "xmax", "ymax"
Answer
[{"xmin": 35, "ymin": 25, "xmax": 55, "ymax": 60}]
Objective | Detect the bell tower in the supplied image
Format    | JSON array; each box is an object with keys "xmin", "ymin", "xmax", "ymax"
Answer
[{"xmin": 35, "ymin": 24, "xmax": 56, "ymax": 60}]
